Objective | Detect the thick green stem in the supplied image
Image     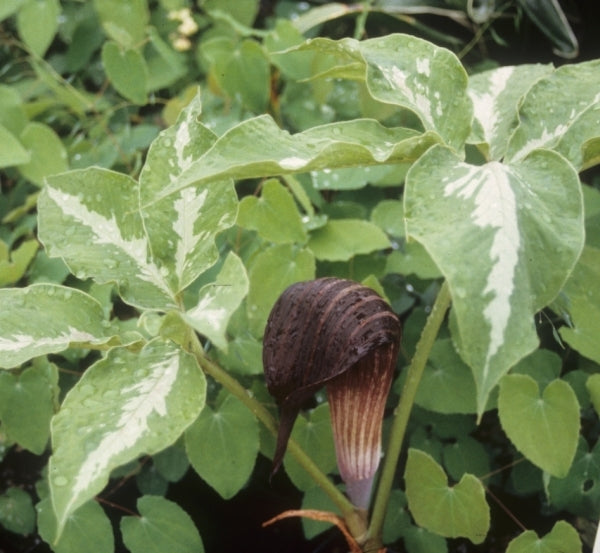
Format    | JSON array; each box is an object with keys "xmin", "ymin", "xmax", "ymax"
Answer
[
  {"xmin": 187, "ymin": 332, "xmax": 366, "ymax": 538},
  {"xmin": 365, "ymin": 281, "xmax": 452, "ymax": 549}
]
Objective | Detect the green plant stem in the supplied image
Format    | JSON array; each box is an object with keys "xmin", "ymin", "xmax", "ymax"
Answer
[
  {"xmin": 365, "ymin": 280, "xmax": 452, "ymax": 548},
  {"xmin": 187, "ymin": 332, "xmax": 367, "ymax": 538}
]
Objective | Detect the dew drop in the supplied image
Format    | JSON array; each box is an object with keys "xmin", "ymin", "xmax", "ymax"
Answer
[
  {"xmin": 79, "ymin": 383, "xmax": 95, "ymax": 396},
  {"xmin": 53, "ymin": 476, "xmax": 68, "ymax": 487}
]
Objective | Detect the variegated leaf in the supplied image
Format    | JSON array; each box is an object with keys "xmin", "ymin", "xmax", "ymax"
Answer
[
  {"xmin": 49, "ymin": 339, "xmax": 205, "ymax": 537},
  {"xmin": 139, "ymin": 91, "xmax": 238, "ymax": 291},
  {"xmin": 183, "ymin": 252, "xmax": 249, "ymax": 351},
  {"xmin": 467, "ymin": 64, "xmax": 553, "ymax": 160},
  {"xmin": 38, "ymin": 169, "xmax": 177, "ymax": 310},
  {"xmin": 506, "ymin": 59, "xmax": 600, "ymax": 170},
  {"xmin": 147, "ymin": 116, "xmax": 439, "ymax": 203},
  {"xmin": 282, "ymin": 34, "xmax": 472, "ymax": 150},
  {"xmin": 0, "ymin": 284, "xmax": 111, "ymax": 369},
  {"xmin": 405, "ymin": 145, "xmax": 584, "ymax": 414}
]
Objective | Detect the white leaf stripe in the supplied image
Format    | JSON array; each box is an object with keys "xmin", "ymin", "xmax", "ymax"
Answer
[
  {"xmin": 443, "ymin": 161, "xmax": 520, "ymax": 382},
  {"xmin": 468, "ymin": 66, "xmax": 514, "ymax": 149},
  {"xmin": 0, "ymin": 328, "xmax": 100, "ymax": 352},
  {"xmin": 172, "ymin": 187, "xmax": 209, "ymax": 283},
  {"xmin": 63, "ymin": 351, "xmax": 180, "ymax": 521},
  {"xmin": 46, "ymin": 186, "xmax": 173, "ymax": 299}
]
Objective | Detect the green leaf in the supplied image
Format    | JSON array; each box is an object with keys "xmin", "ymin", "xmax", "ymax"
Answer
[
  {"xmin": 152, "ymin": 442, "xmax": 189, "ymax": 483},
  {"xmin": 101, "ymin": 41, "xmax": 148, "ymax": 105},
  {"xmin": 300, "ymin": 485, "xmax": 340, "ymax": 539},
  {"xmin": 49, "ymin": 339, "xmax": 206, "ymax": 536},
  {"xmin": 220, "ymin": 39, "xmax": 270, "ymax": 113},
  {"xmin": 246, "ymin": 244, "xmax": 315, "ymax": 336},
  {"xmin": 553, "ymin": 246, "xmax": 600, "ymax": 363},
  {"xmin": 0, "ymin": 488, "xmax": 35, "ymax": 535},
  {"xmin": 203, "ymin": 0, "xmax": 258, "ymax": 26},
  {"xmin": 548, "ymin": 437, "xmax": 600, "ymax": 518},
  {"xmin": 283, "ymin": 404, "xmax": 337, "ymax": 492},
  {"xmin": 415, "ymin": 339, "xmax": 478, "ymax": 414},
  {"xmin": 386, "ymin": 242, "xmax": 442, "ymax": 280},
  {"xmin": 147, "ymin": 115, "xmax": 439, "ymax": 204},
  {"xmin": 498, "ymin": 375, "xmax": 579, "ymax": 477},
  {"xmin": 289, "ymin": 34, "xmax": 471, "ymax": 150},
  {"xmin": 121, "ymin": 495, "xmax": 204, "ymax": 553},
  {"xmin": 505, "ymin": 520, "xmax": 581, "ymax": 553},
  {"xmin": 17, "ymin": 0, "xmax": 60, "ymax": 57},
  {"xmin": 405, "ymin": 145, "xmax": 584, "ymax": 413},
  {"xmin": 371, "ymin": 199, "xmax": 405, "ymax": 238},
  {"xmin": 182, "ymin": 252, "xmax": 249, "ymax": 352},
  {"xmin": 37, "ymin": 497, "xmax": 113, "ymax": 553},
  {"xmin": 0, "ymin": 238, "xmax": 38, "ymax": 286},
  {"xmin": 308, "ymin": 219, "xmax": 390, "ymax": 261},
  {"xmin": 311, "ymin": 165, "xmax": 399, "ymax": 191},
  {"xmin": 0, "ymin": 85, "xmax": 27, "ymax": 136},
  {"xmin": 0, "ymin": 361, "xmax": 58, "ymax": 453},
  {"xmin": 93, "ymin": 0, "xmax": 148, "ymax": 48},
  {"xmin": 467, "ymin": 64, "xmax": 553, "ymax": 160},
  {"xmin": 382, "ymin": 490, "xmax": 412, "ymax": 544},
  {"xmin": 237, "ymin": 179, "xmax": 307, "ymax": 244},
  {"xmin": 185, "ymin": 394, "xmax": 259, "ymax": 499},
  {"xmin": 443, "ymin": 436, "xmax": 490, "ymax": 482},
  {"xmin": 17, "ymin": 122, "xmax": 69, "ymax": 186},
  {"xmin": 405, "ymin": 448, "xmax": 490, "ymax": 544},
  {"xmin": 38, "ymin": 168, "xmax": 178, "ymax": 310},
  {"xmin": 0, "ymin": 0, "xmax": 24, "ymax": 21},
  {"xmin": 586, "ymin": 374, "xmax": 600, "ymax": 418},
  {"xmin": 0, "ymin": 124, "xmax": 29, "ymax": 167},
  {"xmin": 506, "ymin": 60, "xmax": 600, "ymax": 170},
  {"xmin": 0, "ymin": 284, "xmax": 111, "ymax": 369},
  {"xmin": 139, "ymin": 91, "xmax": 238, "ymax": 292},
  {"xmin": 144, "ymin": 27, "xmax": 187, "ymax": 92},
  {"xmin": 511, "ymin": 348, "xmax": 562, "ymax": 388}
]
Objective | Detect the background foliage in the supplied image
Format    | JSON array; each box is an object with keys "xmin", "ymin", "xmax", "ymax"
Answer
[{"xmin": 1, "ymin": 1, "xmax": 600, "ymax": 552}]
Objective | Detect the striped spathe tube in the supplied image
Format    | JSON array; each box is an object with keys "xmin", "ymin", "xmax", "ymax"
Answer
[{"xmin": 262, "ymin": 277, "xmax": 401, "ymax": 510}]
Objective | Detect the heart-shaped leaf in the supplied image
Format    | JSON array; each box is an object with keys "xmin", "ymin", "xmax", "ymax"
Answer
[
  {"xmin": 405, "ymin": 448, "xmax": 490, "ymax": 544},
  {"xmin": 405, "ymin": 145, "xmax": 584, "ymax": 414},
  {"xmin": 185, "ymin": 394, "xmax": 259, "ymax": 499},
  {"xmin": 237, "ymin": 179, "xmax": 307, "ymax": 244},
  {"xmin": 101, "ymin": 41, "xmax": 148, "ymax": 104},
  {"xmin": 498, "ymin": 375, "xmax": 579, "ymax": 477},
  {"xmin": 121, "ymin": 496, "xmax": 204, "ymax": 553},
  {"xmin": 505, "ymin": 520, "xmax": 581, "ymax": 553},
  {"xmin": 0, "ymin": 362, "xmax": 57, "ymax": 454}
]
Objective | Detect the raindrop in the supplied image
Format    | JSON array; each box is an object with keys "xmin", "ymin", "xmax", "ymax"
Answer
[
  {"xmin": 79, "ymin": 383, "xmax": 95, "ymax": 396},
  {"xmin": 53, "ymin": 476, "xmax": 68, "ymax": 487},
  {"xmin": 454, "ymin": 287, "xmax": 467, "ymax": 299}
]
